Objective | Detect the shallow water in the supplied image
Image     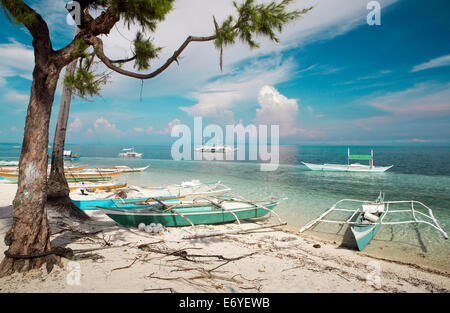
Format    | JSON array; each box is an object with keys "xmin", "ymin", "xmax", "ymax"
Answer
[{"xmin": 1, "ymin": 144, "xmax": 449, "ymax": 271}]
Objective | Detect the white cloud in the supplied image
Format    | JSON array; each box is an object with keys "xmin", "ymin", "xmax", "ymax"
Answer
[
  {"xmin": 5, "ymin": 90, "xmax": 29, "ymax": 103},
  {"xmin": 97, "ymin": 0, "xmax": 399, "ymax": 99},
  {"xmin": 180, "ymin": 56, "xmax": 296, "ymax": 124},
  {"xmin": 157, "ymin": 118, "xmax": 181, "ymax": 135},
  {"xmin": 411, "ymin": 54, "xmax": 450, "ymax": 72},
  {"xmin": 0, "ymin": 39, "xmax": 34, "ymax": 83},
  {"xmin": 255, "ymin": 85, "xmax": 320, "ymax": 138},
  {"xmin": 134, "ymin": 126, "xmax": 153, "ymax": 134},
  {"xmin": 93, "ymin": 117, "xmax": 122, "ymax": 134},
  {"xmin": 68, "ymin": 117, "xmax": 82, "ymax": 133},
  {"xmin": 355, "ymin": 82, "xmax": 450, "ymax": 131},
  {"xmin": 367, "ymin": 82, "xmax": 450, "ymax": 118}
]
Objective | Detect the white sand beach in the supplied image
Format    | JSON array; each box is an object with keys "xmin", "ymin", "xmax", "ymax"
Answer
[{"xmin": 0, "ymin": 182, "xmax": 449, "ymax": 293}]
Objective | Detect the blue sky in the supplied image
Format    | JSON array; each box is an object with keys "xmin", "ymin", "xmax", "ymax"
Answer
[{"xmin": 0, "ymin": 0, "xmax": 449, "ymax": 145}]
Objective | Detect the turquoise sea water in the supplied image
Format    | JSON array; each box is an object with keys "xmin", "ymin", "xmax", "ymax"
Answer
[{"xmin": 1, "ymin": 144, "xmax": 449, "ymax": 271}]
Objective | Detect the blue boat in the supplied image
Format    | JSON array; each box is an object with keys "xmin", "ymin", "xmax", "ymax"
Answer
[
  {"xmin": 350, "ymin": 193, "xmax": 386, "ymax": 250},
  {"xmin": 72, "ymin": 195, "xmax": 183, "ymax": 211},
  {"xmin": 299, "ymin": 193, "xmax": 448, "ymax": 251}
]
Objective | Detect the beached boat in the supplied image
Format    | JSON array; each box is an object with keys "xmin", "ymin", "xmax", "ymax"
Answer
[
  {"xmin": 69, "ymin": 181, "xmax": 128, "ymax": 192},
  {"xmin": 299, "ymin": 193, "xmax": 448, "ymax": 251},
  {"xmin": 93, "ymin": 165, "xmax": 149, "ymax": 173},
  {"xmin": 0, "ymin": 164, "xmax": 87, "ymax": 173},
  {"xmin": 133, "ymin": 180, "xmax": 231, "ymax": 198},
  {"xmin": 118, "ymin": 148, "xmax": 143, "ymax": 158},
  {"xmin": 302, "ymin": 148, "xmax": 393, "ymax": 172},
  {"xmin": 350, "ymin": 193, "xmax": 387, "ymax": 250},
  {"xmin": 72, "ymin": 195, "xmax": 183, "ymax": 210},
  {"xmin": 73, "ymin": 180, "xmax": 231, "ymax": 209},
  {"xmin": 92, "ymin": 196, "xmax": 282, "ymax": 227},
  {"xmin": 0, "ymin": 160, "xmax": 18, "ymax": 167},
  {"xmin": 0, "ymin": 170, "xmax": 123, "ymax": 183}
]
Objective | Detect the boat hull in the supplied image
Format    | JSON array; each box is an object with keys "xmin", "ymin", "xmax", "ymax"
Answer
[
  {"xmin": 351, "ymin": 214, "xmax": 381, "ymax": 251},
  {"xmin": 69, "ymin": 181, "xmax": 127, "ymax": 192},
  {"xmin": 72, "ymin": 196, "xmax": 181, "ymax": 210},
  {"xmin": 98, "ymin": 201, "xmax": 278, "ymax": 227},
  {"xmin": 302, "ymin": 162, "xmax": 393, "ymax": 173}
]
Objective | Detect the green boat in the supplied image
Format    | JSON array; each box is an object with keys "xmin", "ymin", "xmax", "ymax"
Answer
[{"xmin": 93, "ymin": 196, "xmax": 281, "ymax": 227}]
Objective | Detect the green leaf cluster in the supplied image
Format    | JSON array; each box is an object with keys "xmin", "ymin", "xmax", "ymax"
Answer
[
  {"xmin": 91, "ymin": 0, "xmax": 174, "ymax": 31},
  {"xmin": 215, "ymin": 0, "xmax": 311, "ymax": 49},
  {"xmin": 133, "ymin": 31, "xmax": 161, "ymax": 71},
  {"xmin": 0, "ymin": 0, "xmax": 35, "ymax": 27},
  {"xmin": 64, "ymin": 58, "xmax": 107, "ymax": 99}
]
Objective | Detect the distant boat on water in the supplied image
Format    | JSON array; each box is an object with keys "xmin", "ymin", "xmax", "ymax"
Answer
[
  {"xmin": 118, "ymin": 148, "xmax": 143, "ymax": 158},
  {"xmin": 195, "ymin": 145, "xmax": 236, "ymax": 153},
  {"xmin": 63, "ymin": 150, "xmax": 80, "ymax": 160},
  {"xmin": 302, "ymin": 148, "xmax": 393, "ymax": 173}
]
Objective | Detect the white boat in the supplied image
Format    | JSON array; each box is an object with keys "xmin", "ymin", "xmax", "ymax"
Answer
[
  {"xmin": 302, "ymin": 148, "xmax": 393, "ymax": 173},
  {"xmin": 93, "ymin": 165, "xmax": 150, "ymax": 173},
  {"xmin": 118, "ymin": 148, "xmax": 143, "ymax": 158},
  {"xmin": 0, "ymin": 160, "xmax": 19, "ymax": 167},
  {"xmin": 131, "ymin": 180, "xmax": 231, "ymax": 198},
  {"xmin": 195, "ymin": 145, "xmax": 236, "ymax": 153}
]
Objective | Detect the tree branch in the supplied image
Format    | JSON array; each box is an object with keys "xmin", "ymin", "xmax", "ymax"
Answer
[
  {"xmin": 1, "ymin": 0, "xmax": 52, "ymax": 55},
  {"xmin": 87, "ymin": 33, "xmax": 216, "ymax": 79},
  {"xmin": 110, "ymin": 55, "xmax": 137, "ymax": 64},
  {"xmin": 54, "ymin": 6, "xmax": 120, "ymax": 68}
]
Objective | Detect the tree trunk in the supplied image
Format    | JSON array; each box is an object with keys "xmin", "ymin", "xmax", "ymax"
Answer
[
  {"xmin": 0, "ymin": 62, "xmax": 63, "ymax": 277},
  {"xmin": 47, "ymin": 32, "xmax": 89, "ymax": 220}
]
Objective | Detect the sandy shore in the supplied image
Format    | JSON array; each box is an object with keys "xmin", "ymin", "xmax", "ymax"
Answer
[{"xmin": 0, "ymin": 181, "xmax": 449, "ymax": 293}]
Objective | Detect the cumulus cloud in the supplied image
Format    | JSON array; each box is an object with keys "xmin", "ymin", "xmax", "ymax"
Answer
[
  {"xmin": 157, "ymin": 119, "xmax": 181, "ymax": 135},
  {"xmin": 68, "ymin": 117, "xmax": 82, "ymax": 133},
  {"xmin": 254, "ymin": 85, "xmax": 320, "ymax": 138},
  {"xmin": 93, "ymin": 117, "xmax": 121, "ymax": 134},
  {"xmin": 180, "ymin": 56, "xmax": 296, "ymax": 124}
]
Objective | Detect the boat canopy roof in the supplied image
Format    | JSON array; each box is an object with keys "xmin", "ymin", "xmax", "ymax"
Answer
[{"xmin": 348, "ymin": 154, "xmax": 373, "ymax": 160}]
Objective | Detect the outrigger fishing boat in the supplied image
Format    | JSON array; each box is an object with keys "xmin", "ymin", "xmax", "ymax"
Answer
[
  {"xmin": 302, "ymin": 148, "xmax": 393, "ymax": 173},
  {"xmin": 92, "ymin": 195, "xmax": 284, "ymax": 228},
  {"xmin": 0, "ymin": 160, "xmax": 18, "ymax": 167},
  {"xmin": 299, "ymin": 193, "xmax": 448, "ymax": 251},
  {"xmin": 72, "ymin": 180, "xmax": 231, "ymax": 210},
  {"xmin": 73, "ymin": 195, "xmax": 183, "ymax": 210},
  {"xmin": 132, "ymin": 180, "xmax": 231, "ymax": 198},
  {"xmin": 92, "ymin": 165, "xmax": 149, "ymax": 173},
  {"xmin": 69, "ymin": 181, "xmax": 128, "ymax": 192},
  {"xmin": 0, "ymin": 170, "xmax": 123, "ymax": 183}
]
